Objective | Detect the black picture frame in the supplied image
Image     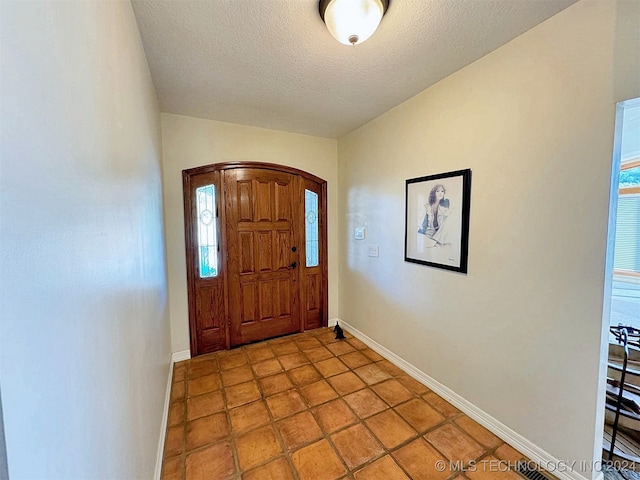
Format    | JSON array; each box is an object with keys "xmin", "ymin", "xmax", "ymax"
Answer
[{"xmin": 404, "ymin": 169, "xmax": 472, "ymax": 273}]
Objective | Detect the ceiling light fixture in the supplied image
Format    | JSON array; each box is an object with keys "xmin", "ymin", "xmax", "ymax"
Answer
[{"xmin": 319, "ymin": 0, "xmax": 389, "ymax": 46}]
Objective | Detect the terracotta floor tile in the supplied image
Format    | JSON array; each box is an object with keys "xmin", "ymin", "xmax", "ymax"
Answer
[
  {"xmin": 328, "ymin": 372, "xmax": 366, "ymax": 396},
  {"xmin": 243, "ymin": 457, "xmax": 296, "ymax": 480},
  {"xmin": 299, "ymin": 379, "xmax": 339, "ymax": 407},
  {"xmin": 312, "ymin": 398, "xmax": 358, "ymax": 434},
  {"xmin": 221, "ymin": 364, "xmax": 254, "ymax": 387},
  {"xmin": 339, "ymin": 351, "xmax": 372, "ymax": 369},
  {"xmin": 161, "ymin": 455, "xmax": 183, "ymax": 480},
  {"xmin": 252, "ymin": 358, "xmax": 283, "ymax": 377},
  {"xmin": 235, "ymin": 425, "xmax": 283, "ymax": 471},
  {"xmin": 187, "ymin": 374, "xmax": 221, "ymax": 397},
  {"xmin": 344, "ymin": 389, "xmax": 388, "ymax": 419},
  {"xmin": 168, "ymin": 401, "xmax": 185, "ymax": 427},
  {"xmin": 425, "ymin": 423, "xmax": 485, "ymax": 465},
  {"xmin": 188, "ymin": 360, "xmax": 218, "ymax": 379},
  {"xmin": 279, "ymin": 352, "xmax": 310, "ymax": 370},
  {"xmin": 170, "ymin": 381, "xmax": 186, "ymax": 404},
  {"xmin": 396, "ymin": 375, "xmax": 430, "ymax": 395},
  {"xmin": 494, "ymin": 444, "xmax": 526, "ymax": 463},
  {"xmin": 354, "ymin": 364, "xmax": 392, "ymax": 385},
  {"xmin": 331, "ymin": 424, "xmax": 384, "ymax": 470},
  {"xmin": 393, "ymin": 438, "xmax": 449, "ymax": 480},
  {"xmin": 423, "ymin": 392, "xmax": 461, "ymax": 417},
  {"xmin": 347, "ymin": 337, "xmax": 367, "ymax": 350},
  {"xmin": 185, "ymin": 441, "xmax": 235, "ymax": 480},
  {"xmin": 316, "ymin": 331, "xmax": 340, "ymax": 345},
  {"xmin": 291, "ymin": 439, "xmax": 347, "ymax": 480},
  {"xmin": 186, "ymin": 412, "xmax": 229, "ymax": 451},
  {"xmin": 218, "ymin": 351, "xmax": 247, "ymax": 370},
  {"xmin": 305, "ymin": 346, "xmax": 334, "ymax": 362},
  {"xmin": 259, "ymin": 372, "xmax": 294, "ymax": 396},
  {"xmin": 277, "ymin": 411, "xmax": 324, "ymax": 451},
  {"xmin": 315, "ymin": 357, "xmax": 350, "ymax": 378},
  {"xmin": 265, "ymin": 389, "xmax": 307, "ymax": 420},
  {"xmin": 288, "ymin": 364, "xmax": 322, "ymax": 386},
  {"xmin": 467, "ymin": 456, "xmax": 523, "ymax": 480},
  {"xmin": 365, "ymin": 409, "xmax": 417, "ymax": 449},
  {"xmin": 268, "ymin": 335, "xmax": 292, "ymax": 344},
  {"xmin": 173, "ymin": 365, "xmax": 187, "ymax": 383},
  {"xmin": 394, "ymin": 398, "xmax": 445, "ymax": 432},
  {"xmin": 225, "ymin": 381, "xmax": 261, "ymax": 409},
  {"xmin": 247, "ymin": 346, "xmax": 274, "ymax": 363},
  {"xmin": 371, "ymin": 379, "xmax": 413, "ymax": 406},
  {"xmin": 186, "ymin": 390, "xmax": 225, "ymax": 421},
  {"xmin": 271, "ymin": 342, "xmax": 299, "ymax": 356},
  {"xmin": 295, "ymin": 337, "xmax": 323, "ymax": 351},
  {"xmin": 361, "ymin": 348, "xmax": 384, "ymax": 362},
  {"xmin": 229, "ymin": 400, "xmax": 270, "ymax": 434},
  {"xmin": 326, "ymin": 341, "xmax": 356, "ymax": 356},
  {"xmin": 164, "ymin": 425, "xmax": 184, "ymax": 458},
  {"xmin": 189, "ymin": 353, "xmax": 216, "ymax": 365},
  {"xmin": 375, "ymin": 360, "xmax": 406, "ymax": 377},
  {"xmin": 354, "ymin": 456, "xmax": 410, "ymax": 480},
  {"xmin": 455, "ymin": 416, "xmax": 502, "ymax": 449}
]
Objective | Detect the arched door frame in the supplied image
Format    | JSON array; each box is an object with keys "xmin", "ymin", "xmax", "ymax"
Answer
[{"xmin": 183, "ymin": 162, "xmax": 328, "ymax": 355}]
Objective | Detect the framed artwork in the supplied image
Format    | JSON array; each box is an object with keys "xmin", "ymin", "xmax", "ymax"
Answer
[{"xmin": 404, "ymin": 169, "xmax": 472, "ymax": 273}]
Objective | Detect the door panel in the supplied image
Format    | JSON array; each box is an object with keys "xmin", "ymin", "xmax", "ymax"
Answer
[
  {"xmin": 275, "ymin": 182, "xmax": 292, "ymax": 221},
  {"xmin": 196, "ymin": 286, "xmax": 226, "ymax": 329},
  {"xmin": 238, "ymin": 181, "xmax": 253, "ymax": 221},
  {"xmin": 239, "ymin": 232, "xmax": 255, "ymax": 274},
  {"xmin": 241, "ymin": 283, "xmax": 256, "ymax": 323},
  {"xmin": 225, "ymin": 168, "xmax": 300, "ymax": 346},
  {"xmin": 184, "ymin": 162, "xmax": 327, "ymax": 355},
  {"xmin": 257, "ymin": 231, "xmax": 273, "ymax": 271}
]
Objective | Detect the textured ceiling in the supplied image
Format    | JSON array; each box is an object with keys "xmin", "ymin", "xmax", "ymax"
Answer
[{"xmin": 132, "ymin": 0, "xmax": 577, "ymax": 139}]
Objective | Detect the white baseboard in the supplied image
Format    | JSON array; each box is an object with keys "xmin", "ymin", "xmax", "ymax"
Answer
[
  {"xmin": 154, "ymin": 350, "xmax": 191, "ymax": 480},
  {"xmin": 337, "ymin": 318, "xmax": 592, "ymax": 480},
  {"xmin": 172, "ymin": 350, "xmax": 191, "ymax": 363}
]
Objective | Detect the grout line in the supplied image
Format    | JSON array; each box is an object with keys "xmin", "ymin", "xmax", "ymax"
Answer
[{"xmin": 215, "ymin": 352, "xmax": 242, "ymax": 480}]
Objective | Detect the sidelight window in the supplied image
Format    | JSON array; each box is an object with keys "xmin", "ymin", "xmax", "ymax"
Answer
[
  {"xmin": 305, "ymin": 189, "xmax": 319, "ymax": 267},
  {"xmin": 196, "ymin": 184, "xmax": 218, "ymax": 277}
]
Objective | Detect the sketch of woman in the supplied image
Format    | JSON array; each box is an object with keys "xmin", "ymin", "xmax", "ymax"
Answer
[{"xmin": 418, "ymin": 184, "xmax": 452, "ymax": 246}]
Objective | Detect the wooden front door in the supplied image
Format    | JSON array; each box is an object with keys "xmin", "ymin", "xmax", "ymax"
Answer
[
  {"xmin": 225, "ymin": 168, "xmax": 300, "ymax": 346},
  {"xmin": 183, "ymin": 162, "xmax": 327, "ymax": 355}
]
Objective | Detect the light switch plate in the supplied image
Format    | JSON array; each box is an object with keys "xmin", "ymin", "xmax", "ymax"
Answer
[
  {"xmin": 367, "ymin": 245, "xmax": 379, "ymax": 257},
  {"xmin": 354, "ymin": 227, "xmax": 366, "ymax": 240}
]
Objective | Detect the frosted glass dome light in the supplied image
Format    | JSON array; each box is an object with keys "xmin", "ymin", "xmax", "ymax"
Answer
[{"xmin": 320, "ymin": 0, "xmax": 389, "ymax": 46}]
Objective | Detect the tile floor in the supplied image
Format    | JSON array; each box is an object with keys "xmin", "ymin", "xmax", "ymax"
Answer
[{"xmin": 161, "ymin": 327, "xmax": 529, "ymax": 480}]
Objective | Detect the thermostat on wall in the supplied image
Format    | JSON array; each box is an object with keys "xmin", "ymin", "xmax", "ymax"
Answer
[{"xmin": 354, "ymin": 227, "xmax": 366, "ymax": 240}]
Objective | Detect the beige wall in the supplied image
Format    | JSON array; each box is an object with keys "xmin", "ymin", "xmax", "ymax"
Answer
[
  {"xmin": 0, "ymin": 1, "xmax": 170, "ymax": 478},
  {"xmin": 161, "ymin": 114, "xmax": 338, "ymax": 352},
  {"xmin": 338, "ymin": 0, "xmax": 639, "ymax": 475}
]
